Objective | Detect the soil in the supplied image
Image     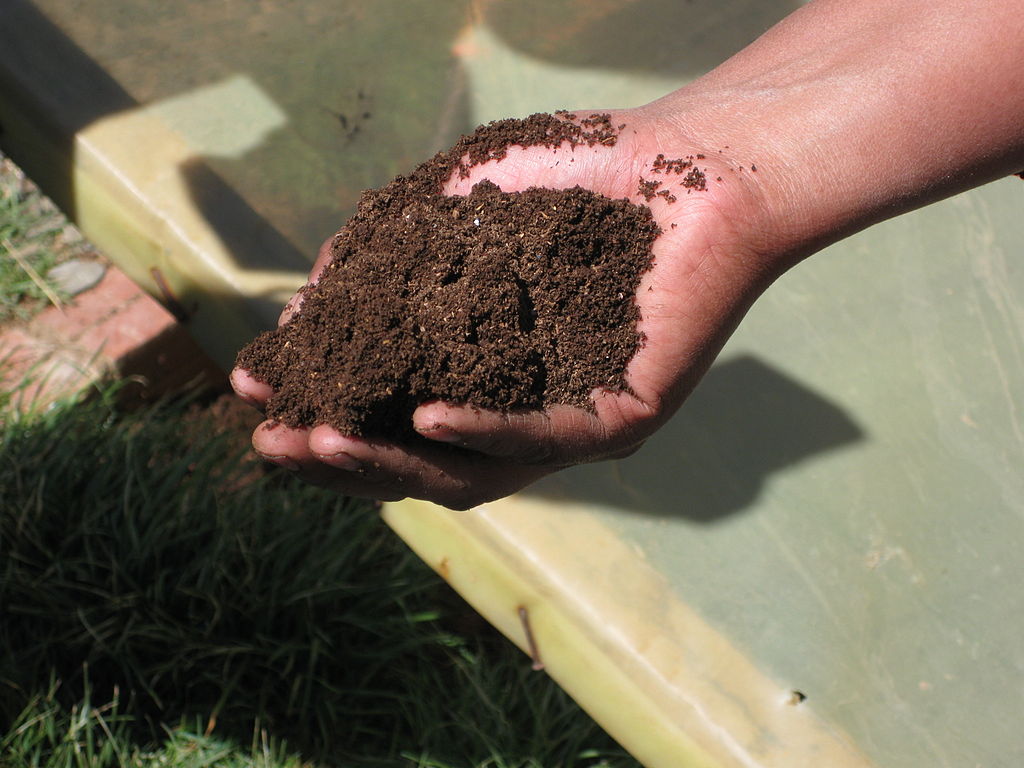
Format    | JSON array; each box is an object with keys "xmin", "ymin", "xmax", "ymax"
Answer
[{"xmin": 235, "ymin": 112, "xmax": 660, "ymax": 438}]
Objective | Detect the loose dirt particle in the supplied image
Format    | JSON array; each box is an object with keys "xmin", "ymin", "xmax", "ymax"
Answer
[
  {"xmin": 682, "ymin": 167, "xmax": 708, "ymax": 191},
  {"xmin": 637, "ymin": 177, "xmax": 663, "ymax": 201},
  {"xmin": 651, "ymin": 154, "xmax": 694, "ymax": 174}
]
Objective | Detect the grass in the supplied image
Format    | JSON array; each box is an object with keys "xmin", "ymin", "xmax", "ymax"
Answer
[
  {"xmin": 0, "ymin": 151, "xmax": 638, "ymax": 768},
  {"xmin": 3, "ymin": 677, "xmax": 310, "ymax": 768},
  {"xmin": 0, "ymin": 382, "xmax": 638, "ymax": 768},
  {"xmin": 0, "ymin": 153, "xmax": 93, "ymax": 324}
]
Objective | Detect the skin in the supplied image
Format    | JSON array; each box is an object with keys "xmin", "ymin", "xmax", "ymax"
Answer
[{"xmin": 233, "ymin": 0, "xmax": 1024, "ymax": 510}]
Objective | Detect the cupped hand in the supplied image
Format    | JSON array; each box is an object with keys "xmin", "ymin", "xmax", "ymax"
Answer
[{"xmin": 231, "ymin": 105, "xmax": 781, "ymax": 509}]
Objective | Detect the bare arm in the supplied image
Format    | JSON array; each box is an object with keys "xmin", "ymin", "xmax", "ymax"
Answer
[
  {"xmin": 233, "ymin": 0, "xmax": 1024, "ymax": 509},
  {"xmin": 668, "ymin": 0, "xmax": 1024, "ymax": 258}
]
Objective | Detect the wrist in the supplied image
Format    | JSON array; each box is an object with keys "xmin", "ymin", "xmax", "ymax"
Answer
[
  {"xmin": 625, "ymin": 95, "xmax": 810, "ymax": 287},
  {"xmin": 641, "ymin": 0, "xmax": 1024, "ymax": 271}
]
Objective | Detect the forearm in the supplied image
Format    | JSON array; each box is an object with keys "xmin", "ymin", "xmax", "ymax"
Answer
[{"xmin": 650, "ymin": 0, "xmax": 1024, "ymax": 261}]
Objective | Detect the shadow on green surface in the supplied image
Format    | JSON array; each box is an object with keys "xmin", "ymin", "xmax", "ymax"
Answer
[
  {"xmin": 529, "ymin": 354, "xmax": 865, "ymax": 522},
  {"xmin": 0, "ymin": 0, "xmax": 133, "ymax": 220},
  {"xmin": 0, "ymin": 0, "xmax": 803, "ymax": 341},
  {"xmin": 483, "ymin": 0, "xmax": 799, "ymax": 75}
]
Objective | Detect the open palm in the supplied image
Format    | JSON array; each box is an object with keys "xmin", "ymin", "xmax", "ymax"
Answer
[{"xmin": 232, "ymin": 106, "xmax": 776, "ymax": 509}]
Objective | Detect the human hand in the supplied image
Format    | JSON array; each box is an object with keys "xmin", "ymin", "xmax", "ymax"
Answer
[
  {"xmin": 231, "ymin": 105, "xmax": 783, "ymax": 509},
  {"xmin": 233, "ymin": 0, "xmax": 1024, "ymax": 509}
]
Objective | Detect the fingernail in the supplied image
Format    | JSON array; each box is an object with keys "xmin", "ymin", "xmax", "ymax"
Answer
[
  {"xmin": 258, "ymin": 454, "xmax": 299, "ymax": 471},
  {"xmin": 319, "ymin": 451, "xmax": 363, "ymax": 471},
  {"xmin": 419, "ymin": 423, "xmax": 462, "ymax": 444}
]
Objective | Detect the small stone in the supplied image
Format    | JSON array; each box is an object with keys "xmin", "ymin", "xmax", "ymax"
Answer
[{"xmin": 48, "ymin": 259, "xmax": 106, "ymax": 296}]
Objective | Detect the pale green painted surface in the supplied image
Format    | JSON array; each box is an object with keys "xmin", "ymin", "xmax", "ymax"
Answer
[
  {"xmin": 2, "ymin": 1, "xmax": 1022, "ymax": 764},
  {"xmin": 26, "ymin": 0, "xmax": 473, "ymax": 253},
  {"xmin": 533, "ymin": 178, "xmax": 1024, "ymax": 765}
]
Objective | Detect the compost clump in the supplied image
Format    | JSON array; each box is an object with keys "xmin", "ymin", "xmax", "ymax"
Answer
[{"xmin": 236, "ymin": 113, "xmax": 660, "ymax": 438}]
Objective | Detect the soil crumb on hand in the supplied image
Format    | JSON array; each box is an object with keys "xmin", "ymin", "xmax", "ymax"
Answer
[{"xmin": 235, "ymin": 113, "xmax": 660, "ymax": 439}]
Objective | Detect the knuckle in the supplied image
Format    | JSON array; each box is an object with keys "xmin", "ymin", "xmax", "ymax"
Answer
[
  {"xmin": 459, "ymin": 416, "xmax": 561, "ymax": 466},
  {"xmin": 430, "ymin": 472, "xmax": 518, "ymax": 511},
  {"xmin": 505, "ymin": 410, "xmax": 561, "ymax": 466},
  {"xmin": 592, "ymin": 393, "xmax": 662, "ymax": 458},
  {"xmin": 462, "ymin": 430, "xmax": 505, "ymax": 456},
  {"xmin": 512, "ymin": 439, "xmax": 559, "ymax": 466},
  {"xmin": 441, "ymin": 498, "xmax": 476, "ymax": 512},
  {"xmin": 434, "ymin": 488, "xmax": 488, "ymax": 511}
]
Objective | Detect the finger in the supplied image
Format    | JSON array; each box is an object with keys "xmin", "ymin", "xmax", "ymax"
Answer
[
  {"xmin": 441, "ymin": 117, "xmax": 639, "ymax": 202},
  {"xmin": 278, "ymin": 237, "xmax": 337, "ymax": 326},
  {"xmin": 442, "ymin": 143, "xmax": 607, "ymax": 197},
  {"xmin": 252, "ymin": 419, "xmax": 316, "ymax": 468},
  {"xmin": 230, "ymin": 367, "xmax": 273, "ymax": 409},
  {"xmin": 248, "ymin": 418, "xmax": 372, "ymax": 490},
  {"xmin": 310, "ymin": 236, "xmax": 336, "ymax": 281},
  {"xmin": 412, "ymin": 403, "xmax": 566, "ymax": 465},
  {"xmin": 411, "ymin": 388, "xmax": 653, "ymax": 466},
  {"xmin": 254, "ymin": 419, "xmax": 480, "ymax": 507},
  {"xmin": 307, "ymin": 425, "xmax": 549, "ymax": 510}
]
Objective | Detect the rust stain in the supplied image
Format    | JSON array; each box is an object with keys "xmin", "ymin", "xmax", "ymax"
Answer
[
  {"xmin": 517, "ymin": 605, "xmax": 544, "ymax": 671},
  {"xmin": 149, "ymin": 267, "xmax": 191, "ymax": 322}
]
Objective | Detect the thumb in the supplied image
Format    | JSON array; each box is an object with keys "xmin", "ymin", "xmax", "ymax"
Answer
[
  {"xmin": 278, "ymin": 236, "xmax": 337, "ymax": 326},
  {"xmin": 412, "ymin": 391, "xmax": 651, "ymax": 467}
]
